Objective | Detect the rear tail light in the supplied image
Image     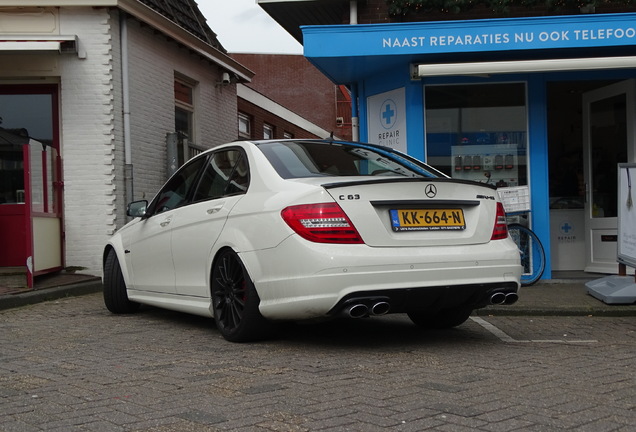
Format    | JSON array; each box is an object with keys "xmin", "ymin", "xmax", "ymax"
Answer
[
  {"xmin": 491, "ymin": 202, "xmax": 509, "ymax": 240},
  {"xmin": 281, "ymin": 203, "xmax": 363, "ymax": 244}
]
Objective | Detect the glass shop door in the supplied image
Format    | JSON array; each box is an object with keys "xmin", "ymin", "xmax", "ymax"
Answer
[{"xmin": 582, "ymin": 80, "xmax": 636, "ymax": 274}]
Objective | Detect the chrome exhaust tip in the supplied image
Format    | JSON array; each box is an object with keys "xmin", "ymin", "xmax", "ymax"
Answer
[
  {"xmin": 348, "ymin": 304, "xmax": 369, "ymax": 318},
  {"xmin": 370, "ymin": 301, "xmax": 390, "ymax": 316},
  {"xmin": 504, "ymin": 293, "xmax": 519, "ymax": 305},
  {"xmin": 490, "ymin": 292, "xmax": 506, "ymax": 305}
]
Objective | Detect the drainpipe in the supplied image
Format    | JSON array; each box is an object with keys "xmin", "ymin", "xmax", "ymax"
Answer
[
  {"xmin": 349, "ymin": 2, "xmax": 358, "ymax": 141},
  {"xmin": 350, "ymin": 1, "xmax": 358, "ymax": 24},
  {"xmin": 351, "ymin": 84, "xmax": 359, "ymax": 142},
  {"xmin": 120, "ymin": 12, "xmax": 134, "ymax": 206}
]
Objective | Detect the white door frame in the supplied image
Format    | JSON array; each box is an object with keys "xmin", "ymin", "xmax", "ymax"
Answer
[{"xmin": 582, "ymin": 79, "xmax": 636, "ymax": 274}]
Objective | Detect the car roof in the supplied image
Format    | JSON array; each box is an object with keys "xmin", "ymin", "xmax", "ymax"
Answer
[{"xmin": 252, "ymin": 138, "xmax": 393, "ymax": 150}]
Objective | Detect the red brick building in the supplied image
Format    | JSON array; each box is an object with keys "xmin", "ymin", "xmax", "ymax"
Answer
[{"xmin": 232, "ymin": 53, "xmax": 352, "ymax": 141}]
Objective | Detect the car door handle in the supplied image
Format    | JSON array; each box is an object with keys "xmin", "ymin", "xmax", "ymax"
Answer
[
  {"xmin": 160, "ymin": 217, "xmax": 172, "ymax": 227},
  {"xmin": 207, "ymin": 204, "xmax": 224, "ymax": 215}
]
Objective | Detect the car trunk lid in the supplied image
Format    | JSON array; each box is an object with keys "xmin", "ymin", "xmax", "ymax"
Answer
[{"xmin": 321, "ymin": 177, "xmax": 500, "ymax": 247}]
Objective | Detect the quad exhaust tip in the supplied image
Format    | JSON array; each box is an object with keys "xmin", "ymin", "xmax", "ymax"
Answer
[
  {"xmin": 347, "ymin": 301, "xmax": 391, "ymax": 318},
  {"xmin": 490, "ymin": 292, "xmax": 519, "ymax": 305},
  {"xmin": 346, "ymin": 291, "xmax": 518, "ymax": 318}
]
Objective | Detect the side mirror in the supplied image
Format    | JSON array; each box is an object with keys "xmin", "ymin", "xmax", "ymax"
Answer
[{"xmin": 127, "ymin": 200, "xmax": 148, "ymax": 218}]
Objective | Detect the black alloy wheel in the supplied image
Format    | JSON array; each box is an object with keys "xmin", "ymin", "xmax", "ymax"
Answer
[
  {"xmin": 211, "ymin": 249, "xmax": 272, "ymax": 342},
  {"xmin": 103, "ymin": 249, "xmax": 140, "ymax": 314}
]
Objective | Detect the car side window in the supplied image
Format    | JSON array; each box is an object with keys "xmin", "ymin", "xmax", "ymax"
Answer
[
  {"xmin": 149, "ymin": 156, "xmax": 206, "ymax": 215},
  {"xmin": 193, "ymin": 149, "xmax": 249, "ymax": 202},
  {"xmin": 226, "ymin": 152, "xmax": 249, "ymax": 195}
]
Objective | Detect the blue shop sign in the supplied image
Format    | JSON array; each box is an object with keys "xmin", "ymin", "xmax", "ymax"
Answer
[{"xmin": 303, "ymin": 13, "xmax": 636, "ymax": 57}]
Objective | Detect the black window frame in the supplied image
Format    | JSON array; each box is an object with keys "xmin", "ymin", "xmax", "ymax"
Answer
[
  {"xmin": 146, "ymin": 154, "xmax": 208, "ymax": 216},
  {"xmin": 191, "ymin": 148, "xmax": 250, "ymax": 203}
]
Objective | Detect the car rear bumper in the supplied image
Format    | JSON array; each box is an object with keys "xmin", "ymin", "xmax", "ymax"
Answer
[{"xmin": 240, "ymin": 235, "xmax": 522, "ymax": 320}]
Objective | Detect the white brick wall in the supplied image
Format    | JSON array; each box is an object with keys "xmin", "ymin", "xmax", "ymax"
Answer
[
  {"xmin": 1, "ymin": 6, "xmax": 239, "ymax": 276},
  {"xmin": 56, "ymin": 8, "xmax": 238, "ymax": 276},
  {"xmin": 109, "ymin": 11, "xmax": 126, "ymax": 229},
  {"xmin": 125, "ymin": 18, "xmax": 238, "ymax": 202},
  {"xmin": 59, "ymin": 7, "xmax": 116, "ymax": 276}
]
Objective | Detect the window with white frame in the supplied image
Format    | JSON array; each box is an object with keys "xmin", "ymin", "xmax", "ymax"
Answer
[
  {"xmin": 238, "ymin": 113, "xmax": 251, "ymax": 138},
  {"xmin": 174, "ymin": 76, "xmax": 196, "ymax": 165},
  {"xmin": 263, "ymin": 123, "xmax": 274, "ymax": 139}
]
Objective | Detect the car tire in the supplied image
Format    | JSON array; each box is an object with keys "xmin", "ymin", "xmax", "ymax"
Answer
[
  {"xmin": 211, "ymin": 249, "xmax": 273, "ymax": 342},
  {"xmin": 103, "ymin": 249, "xmax": 140, "ymax": 314},
  {"xmin": 407, "ymin": 307, "xmax": 472, "ymax": 329}
]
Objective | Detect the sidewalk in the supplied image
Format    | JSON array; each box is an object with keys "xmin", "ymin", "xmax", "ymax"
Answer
[
  {"xmin": 1, "ymin": 273, "xmax": 635, "ymax": 316},
  {"xmin": 475, "ymin": 278, "xmax": 636, "ymax": 317},
  {"xmin": 0, "ymin": 273, "xmax": 102, "ymax": 312}
]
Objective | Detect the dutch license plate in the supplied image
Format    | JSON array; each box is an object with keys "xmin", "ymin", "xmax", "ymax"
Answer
[{"xmin": 390, "ymin": 209, "xmax": 465, "ymax": 232}]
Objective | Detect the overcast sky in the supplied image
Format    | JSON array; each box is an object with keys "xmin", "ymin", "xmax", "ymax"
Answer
[{"xmin": 199, "ymin": 0, "xmax": 303, "ymax": 54}]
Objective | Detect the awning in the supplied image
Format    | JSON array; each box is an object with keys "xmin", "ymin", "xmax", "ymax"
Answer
[
  {"xmin": 301, "ymin": 12, "xmax": 636, "ymax": 83},
  {"xmin": 0, "ymin": 35, "xmax": 78, "ymax": 54},
  {"xmin": 258, "ymin": 0, "xmax": 348, "ymax": 43}
]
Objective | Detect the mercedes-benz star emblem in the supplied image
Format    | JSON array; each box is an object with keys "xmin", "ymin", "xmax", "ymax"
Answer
[{"xmin": 425, "ymin": 184, "xmax": 437, "ymax": 198}]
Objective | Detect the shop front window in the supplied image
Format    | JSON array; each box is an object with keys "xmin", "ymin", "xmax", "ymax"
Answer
[{"xmin": 425, "ymin": 83, "xmax": 528, "ymax": 188}]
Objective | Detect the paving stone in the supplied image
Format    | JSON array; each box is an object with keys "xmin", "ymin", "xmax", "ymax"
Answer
[{"xmin": 1, "ymin": 294, "xmax": 635, "ymax": 431}]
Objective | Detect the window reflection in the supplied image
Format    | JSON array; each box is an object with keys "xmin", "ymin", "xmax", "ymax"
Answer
[
  {"xmin": 193, "ymin": 150, "xmax": 249, "ymax": 201},
  {"xmin": 425, "ymin": 83, "xmax": 528, "ymax": 188},
  {"xmin": 150, "ymin": 157, "xmax": 206, "ymax": 215},
  {"xmin": 0, "ymin": 91, "xmax": 55, "ymax": 211},
  {"xmin": 590, "ymin": 94, "xmax": 627, "ymax": 218}
]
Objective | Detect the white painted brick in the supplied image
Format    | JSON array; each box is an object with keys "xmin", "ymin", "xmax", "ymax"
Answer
[
  {"xmin": 55, "ymin": 7, "xmax": 116, "ymax": 275},
  {"xmin": 2, "ymin": 6, "xmax": 239, "ymax": 277}
]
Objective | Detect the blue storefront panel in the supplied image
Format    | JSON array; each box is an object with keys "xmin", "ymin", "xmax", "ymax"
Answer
[{"xmin": 301, "ymin": 13, "xmax": 636, "ymax": 279}]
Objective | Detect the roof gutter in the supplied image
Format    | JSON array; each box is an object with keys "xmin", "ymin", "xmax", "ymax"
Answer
[{"xmin": 118, "ymin": 0, "xmax": 253, "ymax": 82}]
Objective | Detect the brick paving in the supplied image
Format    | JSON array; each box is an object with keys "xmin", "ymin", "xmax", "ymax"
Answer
[{"xmin": 1, "ymin": 293, "xmax": 635, "ymax": 431}]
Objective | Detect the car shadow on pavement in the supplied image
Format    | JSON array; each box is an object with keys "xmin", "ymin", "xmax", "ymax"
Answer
[
  {"xmin": 128, "ymin": 305, "xmax": 491, "ymax": 348},
  {"xmin": 276, "ymin": 315, "xmax": 489, "ymax": 349}
]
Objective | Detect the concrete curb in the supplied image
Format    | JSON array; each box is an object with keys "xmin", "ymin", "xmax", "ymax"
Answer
[
  {"xmin": 1, "ymin": 278, "xmax": 636, "ymax": 317},
  {"xmin": 474, "ymin": 306, "xmax": 636, "ymax": 317},
  {"xmin": 0, "ymin": 280, "xmax": 103, "ymax": 312},
  {"xmin": 475, "ymin": 279, "xmax": 636, "ymax": 317}
]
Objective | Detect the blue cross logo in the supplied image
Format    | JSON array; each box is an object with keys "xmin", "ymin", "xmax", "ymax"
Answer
[
  {"xmin": 560, "ymin": 222, "xmax": 573, "ymax": 234},
  {"xmin": 380, "ymin": 99, "xmax": 397, "ymax": 129}
]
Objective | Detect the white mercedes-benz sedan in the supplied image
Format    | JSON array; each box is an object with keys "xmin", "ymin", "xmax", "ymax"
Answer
[{"xmin": 103, "ymin": 139, "xmax": 521, "ymax": 342}]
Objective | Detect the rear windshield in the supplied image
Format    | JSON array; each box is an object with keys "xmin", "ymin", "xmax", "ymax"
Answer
[{"xmin": 257, "ymin": 141, "xmax": 439, "ymax": 179}]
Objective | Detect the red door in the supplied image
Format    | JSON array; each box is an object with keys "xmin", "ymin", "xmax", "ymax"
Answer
[{"xmin": 0, "ymin": 85, "xmax": 62, "ymax": 286}]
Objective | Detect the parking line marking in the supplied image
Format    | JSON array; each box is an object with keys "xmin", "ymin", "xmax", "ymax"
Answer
[
  {"xmin": 470, "ymin": 317, "xmax": 598, "ymax": 344},
  {"xmin": 471, "ymin": 317, "xmax": 517, "ymax": 342}
]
